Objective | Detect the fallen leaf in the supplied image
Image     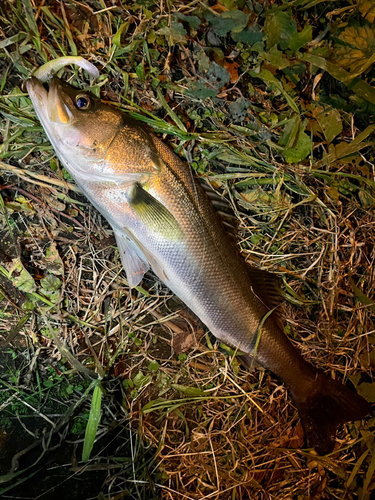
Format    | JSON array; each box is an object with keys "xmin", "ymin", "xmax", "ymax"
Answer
[{"xmin": 223, "ymin": 60, "xmax": 239, "ymax": 83}]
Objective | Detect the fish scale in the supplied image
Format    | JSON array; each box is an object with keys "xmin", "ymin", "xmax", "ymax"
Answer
[{"xmin": 26, "ymin": 74, "xmax": 371, "ymax": 455}]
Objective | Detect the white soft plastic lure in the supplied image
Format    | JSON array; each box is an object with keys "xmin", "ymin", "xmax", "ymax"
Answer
[{"xmin": 33, "ymin": 56, "xmax": 99, "ymax": 82}]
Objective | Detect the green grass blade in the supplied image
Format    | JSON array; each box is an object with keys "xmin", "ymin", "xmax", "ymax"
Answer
[
  {"xmin": 82, "ymin": 383, "xmax": 103, "ymax": 462},
  {"xmin": 156, "ymin": 87, "xmax": 187, "ymax": 133},
  {"xmin": 350, "ymin": 278, "xmax": 375, "ymax": 314},
  {"xmin": 22, "ymin": 0, "xmax": 41, "ymax": 53}
]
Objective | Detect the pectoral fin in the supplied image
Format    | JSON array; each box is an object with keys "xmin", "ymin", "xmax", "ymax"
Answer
[
  {"xmin": 129, "ymin": 183, "xmax": 183, "ymax": 240},
  {"xmin": 114, "ymin": 229, "xmax": 150, "ymax": 287}
]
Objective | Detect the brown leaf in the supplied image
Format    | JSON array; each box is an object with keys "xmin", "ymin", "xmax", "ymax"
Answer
[{"xmin": 223, "ymin": 60, "xmax": 239, "ymax": 83}]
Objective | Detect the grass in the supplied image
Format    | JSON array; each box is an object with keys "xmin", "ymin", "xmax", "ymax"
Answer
[{"xmin": 0, "ymin": 0, "xmax": 375, "ymax": 499}]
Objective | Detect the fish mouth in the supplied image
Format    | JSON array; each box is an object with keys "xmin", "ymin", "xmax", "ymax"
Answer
[
  {"xmin": 26, "ymin": 76, "xmax": 73, "ymax": 126},
  {"xmin": 25, "ymin": 76, "xmax": 49, "ymax": 124}
]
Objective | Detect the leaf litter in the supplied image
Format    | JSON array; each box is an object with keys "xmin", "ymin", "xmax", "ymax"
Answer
[{"xmin": 0, "ymin": 1, "xmax": 375, "ymax": 499}]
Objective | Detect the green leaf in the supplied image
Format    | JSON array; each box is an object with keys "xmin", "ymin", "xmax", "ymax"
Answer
[
  {"xmin": 207, "ymin": 62, "xmax": 230, "ymax": 90},
  {"xmin": 123, "ymin": 378, "xmax": 134, "ymax": 389},
  {"xmin": 8, "ymin": 258, "xmax": 36, "ymax": 293},
  {"xmin": 133, "ymin": 371, "xmax": 152, "ymax": 390},
  {"xmin": 318, "ymin": 124, "xmax": 375, "ymax": 166},
  {"xmin": 262, "ymin": 46, "xmax": 291, "ymax": 70},
  {"xmin": 264, "ymin": 11, "xmax": 297, "ymax": 50},
  {"xmin": 279, "ymin": 115, "xmax": 300, "ymax": 148},
  {"xmin": 283, "ymin": 131, "xmax": 312, "ymax": 163},
  {"xmin": 225, "ymin": 10, "xmax": 250, "ymax": 34},
  {"xmin": 316, "ymin": 108, "xmax": 343, "ymax": 144},
  {"xmin": 82, "ymin": 384, "xmax": 102, "ymax": 462},
  {"xmin": 289, "ymin": 25, "xmax": 312, "ymax": 52},
  {"xmin": 197, "ymin": 50, "xmax": 210, "ymax": 72},
  {"xmin": 302, "ymin": 53, "xmax": 375, "ymax": 106},
  {"xmin": 232, "ymin": 25, "xmax": 263, "ymax": 44},
  {"xmin": 157, "ymin": 22, "xmax": 188, "ymax": 45},
  {"xmin": 148, "ymin": 361, "xmax": 160, "ymax": 372},
  {"xmin": 173, "ymin": 13, "xmax": 201, "ymax": 29},
  {"xmin": 40, "ymin": 274, "xmax": 61, "ymax": 292},
  {"xmin": 0, "ymin": 33, "xmax": 27, "ymax": 50},
  {"xmin": 156, "ymin": 87, "xmax": 187, "ymax": 132},
  {"xmin": 362, "ymin": 447, "xmax": 375, "ymax": 500}
]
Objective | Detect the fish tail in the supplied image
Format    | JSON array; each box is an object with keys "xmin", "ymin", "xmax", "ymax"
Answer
[{"xmin": 292, "ymin": 371, "xmax": 371, "ymax": 455}]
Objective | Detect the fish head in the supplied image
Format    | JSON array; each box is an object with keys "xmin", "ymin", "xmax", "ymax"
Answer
[{"xmin": 26, "ymin": 76, "xmax": 159, "ymax": 183}]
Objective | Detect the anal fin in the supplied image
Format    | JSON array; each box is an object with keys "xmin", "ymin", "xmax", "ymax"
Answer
[{"xmin": 113, "ymin": 229, "xmax": 150, "ymax": 288}]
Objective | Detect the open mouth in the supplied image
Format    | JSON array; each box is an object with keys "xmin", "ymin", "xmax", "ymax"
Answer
[{"xmin": 26, "ymin": 77, "xmax": 73, "ymax": 125}]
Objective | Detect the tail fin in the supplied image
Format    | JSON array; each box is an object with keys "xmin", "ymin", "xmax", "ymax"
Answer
[{"xmin": 292, "ymin": 372, "xmax": 371, "ymax": 455}]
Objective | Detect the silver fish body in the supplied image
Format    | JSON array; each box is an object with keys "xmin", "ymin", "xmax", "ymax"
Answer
[{"xmin": 26, "ymin": 76, "xmax": 370, "ymax": 454}]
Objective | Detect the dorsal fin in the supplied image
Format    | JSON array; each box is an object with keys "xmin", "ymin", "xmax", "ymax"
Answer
[
  {"xmin": 246, "ymin": 264, "xmax": 285, "ymax": 327},
  {"xmin": 197, "ymin": 177, "xmax": 238, "ymax": 237},
  {"xmin": 199, "ymin": 178, "xmax": 231, "ymax": 207}
]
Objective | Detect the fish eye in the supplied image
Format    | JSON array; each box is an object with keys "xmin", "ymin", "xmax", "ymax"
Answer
[{"xmin": 75, "ymin": 95, "xmax": 91, "ymax": 109}]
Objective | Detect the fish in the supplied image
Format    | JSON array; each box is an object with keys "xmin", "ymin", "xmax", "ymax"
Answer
[{"xmin": 26, "ymin": 75, "xmax": 371, "ymax": 454}]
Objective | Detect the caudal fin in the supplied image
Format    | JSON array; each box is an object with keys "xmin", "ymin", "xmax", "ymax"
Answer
[{"xmin": 293, "ymin": 372, "xmax": 371, "ymax": 455}]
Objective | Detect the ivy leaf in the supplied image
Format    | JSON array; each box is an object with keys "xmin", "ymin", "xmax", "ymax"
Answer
[
  {"xmin": 207, "ymin": 62, "xmax": 230, "ymax": 90},
  {"xmin": 173, "ymin": 13, "xmax": 201, "ymax": 29},
  {"xmin": 232, "ymin": 25, "xmax": 263, "ymax": 44},
  {"xmin": 228, "ymin": 98, "xmax": 250, "ymax": 121},
  {"xmin": 186, "ymin": 80, "xmax": 217, "ymax": 98},
  {"xmin": 264, "ymin": 11, "xmax": 297, "ymax": 50},
  {"xmin": 205, "ymin": 10, "xmax": 249, "ymax": 37}
]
